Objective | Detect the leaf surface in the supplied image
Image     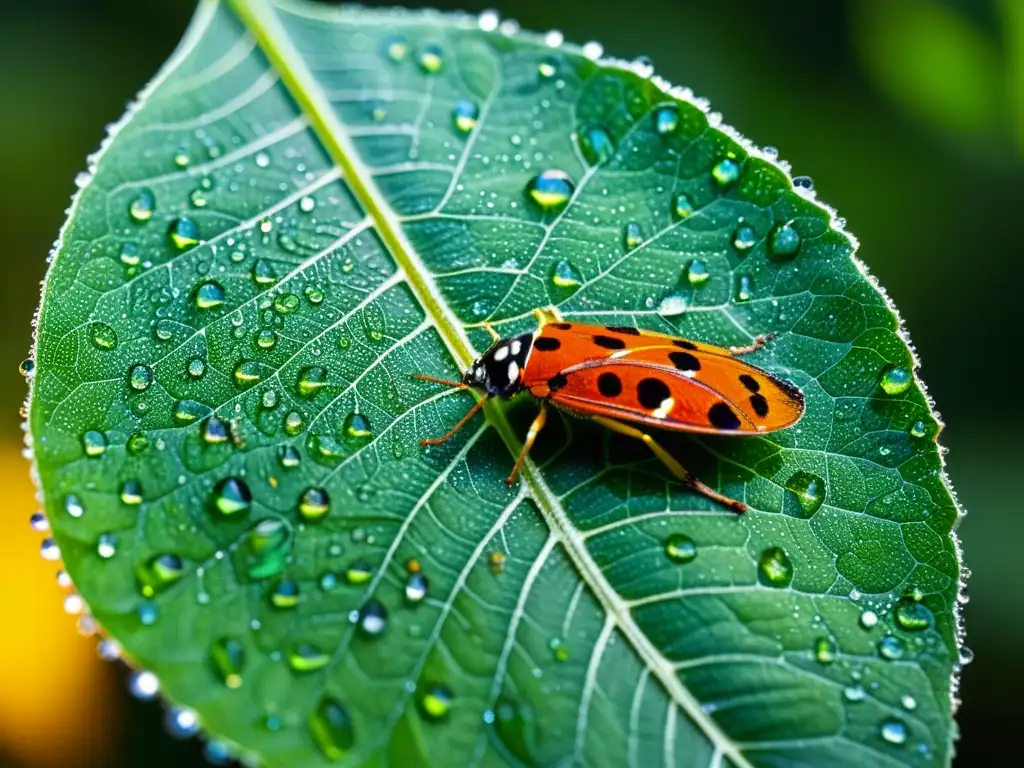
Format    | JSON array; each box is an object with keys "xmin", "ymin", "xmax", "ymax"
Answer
[{"xmin": 28, "ymin": 1, "xmax": 964, "ymax": 766}]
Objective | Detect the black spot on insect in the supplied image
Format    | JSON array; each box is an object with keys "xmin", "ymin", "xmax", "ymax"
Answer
[
  {"xmin": 668, "ymin": 351, "xmax": 700, "ymax": 372},
  {"xmin": 606, "ymin": 325, "xmax": 641, "ymax": 335},
  {"xmin": 597, "ymin": 372, "xmax": 622, "ymax": 397},
  {"xmin": 534, "ymin": 336, "xmax": 561, "ymax": 351},
  {"xmin": 708, "ymin": 402, "xmax": 741, "ymax": 430},
  {"xmin": 637, "ymin": 377, "xmax": 672, "ymax": 410},
  {"xmin": 593, "ymin": 335, "xmax": 626, "ymax": 350},
  {"xmin": 673, "ymin": 340, "xmax": 698, "ymax": 350},
  {"xmin": 750, "ymin": 393, "xmax": 769, "ymax": 417},
  {"xmin": 551, "ymin": 322, "xmax": 572, "ymax": 330},
  {"xmin": 547, "ymin": 373, "xmax": 568, "ymax": 392},
  {"xmin": 739, "ymin": 374, "xmax": 760, "ymax": 393}
]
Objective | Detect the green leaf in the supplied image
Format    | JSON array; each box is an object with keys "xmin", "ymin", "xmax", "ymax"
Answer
[{"xmin": 27, "ymin": 1, "xmax": 965, "ymax": 766}]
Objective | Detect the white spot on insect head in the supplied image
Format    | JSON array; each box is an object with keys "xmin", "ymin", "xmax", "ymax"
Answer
[
  {"xmin": 652, "ymin": 397, "xmax": 675, "ymax": 419},
  {"xmin": 493, "ymin": 345, "xmax": 509, "ymax": 362},
  {"xmin": 507, "ymin": 361, "xmax": 519, "ymax": 382}
]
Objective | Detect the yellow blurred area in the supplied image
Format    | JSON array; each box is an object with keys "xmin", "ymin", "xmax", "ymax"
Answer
[{"xmin": 0, "ymin": 442, "xmax": 117, "ymax": 766}]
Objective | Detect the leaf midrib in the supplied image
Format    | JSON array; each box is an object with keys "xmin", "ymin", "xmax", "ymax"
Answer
[{"xmin": 228, "ymin": 1, "xmax": 752, "ymax": 764}]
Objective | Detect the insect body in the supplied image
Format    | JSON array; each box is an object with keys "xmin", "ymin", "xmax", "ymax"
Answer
[{"xmin": 414, "ymin": 310, "xmax": 805, "ymax": 513}]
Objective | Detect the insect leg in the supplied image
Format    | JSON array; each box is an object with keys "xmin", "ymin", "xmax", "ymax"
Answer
[
  {"xmin": 728, "ymin": 332, "xmax": 775, "ymax": 357},
  {"xmin": 591, "ymin": 415, "xmax": 746, "ymax": 514},
  {"xmin": 506, "ymin": 401, "xmax": 548, "ymax": 486},
  {"xmin": 483, "ymin": 322, "xmax": 501, "ymax": 343},
  {"xmin": 420, "ymin": 396, "xmax": 488, "ymax": 447}
]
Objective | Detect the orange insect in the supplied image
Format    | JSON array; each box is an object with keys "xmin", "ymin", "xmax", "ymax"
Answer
[{"xmin": 414, "ymin": 309, "xmax": 804, "ymax": 513}]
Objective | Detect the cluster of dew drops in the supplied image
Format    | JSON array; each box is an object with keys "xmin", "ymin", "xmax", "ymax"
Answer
[{"xmin": 17, "ymin": 7, "xmax": 969, "ymax": 761}]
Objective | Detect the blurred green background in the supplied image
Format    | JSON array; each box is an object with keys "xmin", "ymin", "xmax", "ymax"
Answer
[{"xmin": 1, "ymin": 0, "xmax": 1018, "ymax": 765}]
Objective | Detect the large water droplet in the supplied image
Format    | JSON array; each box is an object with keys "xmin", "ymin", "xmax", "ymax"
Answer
[
  {"xmin": 527, "ymin": 170, "xmax": 575, "ymax": 212},
  {"xmin": 137, "ymin": 554, "xmax": 185, "ymax": 598},
  {"xmin": 270, "ymin": 577, "xmax": 300, "ymax": 609},
  {"xmin": 418, "ymin": 683, "xmax": 453, "ymax": 721},
  {"xmin": 859, "ymin": 609, "xmax": 879, "ymax": 629},
  {"xmin": 211, "ymin": 477, "xmax": 252, "ymax": 516},
  {"xmin": 712, "ymin": 157, "xmax": 741, "ymax": 187},
  {"xmin": 894, "ymin": 596, "xmax": 934, "ymax": 632},
  {"xmin": 119, "ymin": 479, "xmax": 143, "ymax": 506},
  {"xmin": 252, "ymin": 259, "xmax": 277, "ymax": 286},
  {"xmin": 299, "ymin": 487, "xmax": 330, "ymax": 521},
  {"xmin": 168, "ymin": 217, "xmax": 200, "ymax": 250},
  {"xmin": 173, "ymin": 399, "xmax": 206, "ymax": 425},
  {"xmin": 239, "ymin": 519, "xmax": 292, "ymax": 580},
  {"xmin": 769, "ymin": 221, "xmax": 801, "ymax": 259},
  {"xmin": 653, "ymin": 104, "xmax": 679, "ymax": 135},
  {"xmin": 785, "ymin": 471, "xmax": 825, "ymax": 517},
  {"xmin": 278, "ymin": 445, "xmax": 301, "ymax": 468},
  {"xmin": 656, "ymin": 292, "xmax": 687, "ymax": 316},
  {"xmin": 194, "ymin": 281, "xmax": 225, "ymax": 310},
  {"xmin": 89, "ymin": 322, "xmax": 118, "ymax": 350},
  {"xmin": 128, "ymin": 364, "xmax": 154, "ymax": 392},
  {"xmin": 550, "ymin": 259, "xmax": 582, "ymax": 289},
  {"xmin": 356, "ymin": 599, "xmax": 388, "ymax": 637},
  {"xmin": 297, "ymin": 366, "xmax": 328, "ymax": 398},
  {"xmin": 452, "ymin": 99, "xmax": 479, "ymax": 133},
  {"xmin": 202, "ymin": 416, "xmax": 230, "ymax": 445},
  {"xmin": 578, "ymin": 125, "xmax": 615, "ymax": 165},
  {"xmin": 664, "ymin": 533, "xmax": 697, "ymax": 564},
  {"xmin": 82, "ymin": 430, "xmax": 107, "ymax": 457},
  {"xmin": 274, "ymin": 293, "xmax": 300, "ymax": 314},
  {"xmin": 757, "ymin": 546, "xmax": 793, "ymax": 588},
  {"xmin": 309, "ymin": 696, "xmax": 355, "ymax": 760},
  {"xmin": 880, "ymin": 366, "xmax": 912, "ymax": 395},
  {"xmin": 343, "ymin": 412, "xmax": 373, "ymax": 442},
  {"xmin": 880, "ymin": 719, "xmax": 907, "ymax": 745},
  {"xmin": 129, "ymin": 189, "xmax": 155, "ymax": 222},
  {"xmin": 210, "ymin": 637, "xmax": 245, "ymax": 689},
  {"xmin": 234, "ymin": 360, "xmax": 264, "ymax": 388},
  {"xmin": 288, "ymin": 642, "xmax": 329, "ymax": 672},
  {"xmin": 418, "ymin": 44, "xmax": 444, "ymax": 73}
]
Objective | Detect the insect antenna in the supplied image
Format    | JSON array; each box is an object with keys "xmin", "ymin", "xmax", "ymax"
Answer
[{"xmin": 411, "ymin": 373, "xmax": 467, "ymax": 389}]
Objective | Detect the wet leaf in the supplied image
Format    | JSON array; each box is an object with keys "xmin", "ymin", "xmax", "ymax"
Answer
[{"xmin": 27, "ymin": 1, "xmax": 964, "ymax": 766}]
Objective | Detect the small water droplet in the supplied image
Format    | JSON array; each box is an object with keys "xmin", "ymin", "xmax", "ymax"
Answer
[
  {"xmin": 345, "ymin": 560, "xmax": 372, "ymax": 585},
  {"xmin": 269, "ymin": 578, "xmax": 300, "ymax": 609},
  {"xmin": 29, "ymin": 512, "xmax": 49, "ymax": 532},
  {"xmin": 793, "ymin": 175, "xmax": 814, "ymax": 191},
  {"xmin": 128, "ymin": 364, "xmax": 154, "ymax": 392},
  {"xmin": 712, "ymin": 157, "xmax": 741, "ymax": 187},
  {"xmin": 19, "ymin": 358, "xmax": 35, "ymax": 378},
  {"xmin": 578, "ymin": 125, "xmax": 615, "ymax": 165},
  {"xmin": 194, "ymin": 280, "xmax": 225, "ymax": 310},
  {"xmin": 844, "ymin": 684, "xmax": 866, "ymax": 702},
  {"xmin": 343, "ymin": 412, "xmax": 373, "ymax": 442},
  {"xmin": 139, "ymin": 602, "xmax": 158, "ymax": 626},
  {"xmin": 173, "ymin": 399, "xmax": 206, "ymax": 425},
  {"xmin": 657, "ymin": 292, "xmax": 687, "ymax": 316},
  {"xmin": 299, "ymin": 487, "xmax": 330, "ymax": 521},
  {"xmin": 732, "ymin": 224, "xmax": 756, "ymax": 253},
  {"xmin": 168, "ymin": 217, "xmax": 200, "ymax": 250},
  {"xmin": 653, "ymin": 104, "xmax": 679, "ymax": 134},
  {"xmin": 278, "ymin": 445, "xmax": 301, "ymax": 468},
  {"xmin": 880, "ymin": 719, "xmax": 907, "ymax": 745},
  {"xmin": 550, "ymin": 259, "xmax": 582, "ymax": 289},
  {"xmin": 252, "ymin": 259, "xmax": 277, "ymax": 286},
  {"xmin": 288, "ymin": 642, "xmax": 330, "ymax": 673},
  {"xmin": 82, "ymin": 430, "xmax": 107, "ymax": 457},
  {"xmin": 959, "ymin": 646, "xmax": 975, "ymax": 666},
  {"xmin": 757, "ymin": 546, "xmax": 793, "ymax": 588},
  {"xmin": 233, "ymin": 360, "xmax": 263, "ymax": 388},
  {"xmin": 785, "ymin": 471, "xmax": 825, "ymax": 517},
  {"xmin": 527, "ymin": 170, "xmax": 575, "ymax": 212},
  {"xmin": 129, "ymin": 671, "xmax": 160, "ymax": 700},
  {"xmin": 894, "ymin": 596, "xmax": 934, "ymax": 632},
  {"xmin": 735, "ymin": 274, "xmax": 752, "ymax": 302},
  {"xmin": 166, "ymin": 707, "xmax": 199, "ymax": 739},
  {"xmin": 860, "ymin": 609, "xmax": 879, "ymax": 629},
  {"xmin": 383, "ymin": 35, "xmax": 408, "ymax": 62},
  {"xmin": 405, "ymin": 572, "xmax": 428, "ymax": 603},
  {"xmin": 769, "ymin": 221, "xmax": 801, "ymax": 259},
  {"xmin": 40, "ymin": 537, "xmax": 61, "ymax": 561},
  {"xmin": 210, "ymin": 637, "xmax": 245, "ymax": 688},
  {"xmin": 901, "ymin": 694, "xmax": 917, "ymax": 711},
  {"xmin": 418, "ymin": 44, "xmax": 444, "ymax": 73},
  {"xmin": 137, "ymin": 553, "xmax": 185, "ymax": 598},
  {"xmin": 119, "ymin": 479, "xmax": 143, "ymax": 505},
  {"xmin": 623, "ymin": 222, "xmax": 643, "ymax": 251},
  {"xmin": 880, "ymin": 366, "xmax": 912, "ymax": 395},
  {"xmin": 548, "ymin": 636, "xmax": 569, "ymax": 662},
  {"xmin": 153, "ymin": 319, "xmax": 175, "ymax": 342},
  {"xmin": 538, "ymin": 56, "xmax": 558, "ymax": 78},
  {"xmin": 814, "ymin": 637, "xmax": 837, "ymax": 664},
  {"xmin": 120, "ymin": 242, "xmax": 140, "ymax": 266},
  {"xmin": 418, "ymin": 683, "xmax": 453, "ymax": 721},
  {"xmin": 685, "ymin": 258, "xmax": 709, "ymax": 285},
  {"xmin": 129, "ymin": 190, "xmax": 155, "ymax": 222},
  {"xmin": 97, "ymin": 532, "xmax": 118, "ymax": 559},
  {"xmin": 488, "ymin": 551, "xmax": 506, "ymax": 575},
  {"xmin": 664, "ymin": 533, "xmax": 697, "ymax": 564},
  {"xmin": 211, "ymin": 477, "xmax": 252, "ymax": 516},
  {"xmin": 274, "ymin": 293, "xmax": 300, "ymax": 314},
  {"xmin": 64, "ymin": 494, "xmax": 85, "ymax": 519},
  {"xmin": 878, "ymin": 635, "xmax": 904, "ymax": 660},
  {"xmin": 909, "ymin": 420, "xmax": 928, "ymax": 439},
  {"xmin": 202, "ymin": 415, "xmax": 230, "ymax": 445},
  {"xmin": 452, "ymin": 99, "xmax": 479, "ymax": 133},
  {"xmin": 89, "ymin": 322, "xmax": 118, "ymax": 350},
  {"xmin": 309, "ymin": 696, "xmax": 355, "ymax": 760},
  {"xmin": 296, "ymin": 366, "xmax": 328, "ymax": 398},
  {"xmin": 189, "ymin": 188, "xmax": 208, "ymax": 208},
  {"xmin": 672, "ymin": 193, "xmax": 695, "ymax": 221},
  {"xmin": 284, "ymin": 411, "xmax": 304, "ymax": 435}
]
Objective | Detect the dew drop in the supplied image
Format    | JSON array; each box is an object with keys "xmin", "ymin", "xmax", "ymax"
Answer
[
  {"xmin": 672, "ymin": 193, "xmax": 695, "ymax": 221},
  {"xmin": 623, "ymin": 222, "xmax": 643, "ymax": 251},
  {"xmin": 656, "ymin": 292, "xmax": 687, "ymax": 317},
  {"xmin": 538, "ymin": 55, "xmax": 558, "ymax": 78},
  {"xmin": 785, "ymin": 471, "xmax": 825, "ymax": 517},
  {"xmin": 173, "ymin": 399, "xmax": 206, "ymax": 425},
  {"xmin": 274, "ymin": 293, "xmax": 300, "ymax": 314},
  {"xmin": 356, "ymin": 599, "xmax": 388, "ymax": 637},
  {"xmin": 550, "ymin": 259, "xmax": 582, "ymax": 289},
  {"xmin": 685, "ymin": 258, "xmax": 709, "ymax": 285},
  {"xmin": 712, "ymin": 157, "xmax": 741, "ymax": 187},
  {"xmin": 418, "ymin": 44, "xmax": 444, "ymax": 73},
  {"xmin": 894, "ymin": 596, "xmax": 934, "ymax": 632},
  {"xmin": 230, "ymin": 360, "xmax": 261, "ymax": 388},
  {"xmin": 901, "ymin": 694, "xmax": 917, "ymax": 711},
  {"xmin": 194, "ymin": 280, "xmax": 225, "ymax": 310},
  {"xmin": 548, "ymin": 636, "xmax": 569, "ymax": 662},
  {"xmin": 89, "ymin": 322, "xmax": 118, "ymax": 350},
  {"xmin": 82, "ymin": 430, "xmax": 107, "ymax": 457},
  {"xmin": 880, "ymin": 719, "xmax": 907, "ymax": 745},
  {"xmin": 878, "ymin": 635, "xmax": 904, "ymax": 660},
  {"xmin": 383, "ymin": 34, "xmax": 408, "ymax": 62},
  {"xmin": 210, "ymin": 637, "xmax": 245, "ymax": 689},
  {"xmin": 345, "ymin": 560, "xmax": 372, "ymax": 585},
  {"xmin": 309, "ymin": 696, "xmax": 355, "ymax": 760},
  {"xmin": 880, "ymin": 366, "xmax": 912, "ymax": 395},
  {"xmin": 769, "ymin": 221, "xmax": 801, "ymax": 259},
  {"xmin": 211, "ymin": 477, "xmax": 252, "ymax": 516},
  {"xmin": 844, "ymin": 684, "xmax": 866, "ymax": 702},
  {"xmin": 278, "ymin": 445, "xmax": 301, "ymax": 468},
  {"xmin": 578, "ymin": 125, "xmax": 615, "ymax": 165},
  {"xmin": 664, "ymin": 533, "xmax": 697, "ymax": 564},
  {"xmin": 735, "ymin": 274, "xmax": 752, "ymax": 302},
  {"xmin": 137, "ymin": 553, "xmax": 185, "ymax": 598},
  {"xmin": 270, "ymin": 578, "xmax": 300, "ymax": 609},
  {"xmin": 256, "ymin": 329, "xmax": 277, "ymax": 350},
  {"xmin": 129, "ymin": 189, "xmax": 155, "ymax": 222},
  {"xmin": 40, "ymin": 537, "xmax": 61, "ymax": 561},
  {"xmin": 732, "ymin": 224, "xmax": 756, "ymax": 253},
  {"xmin": 526, "ymin": 170, "xmax": 575, "ymax": 212},
  {"xmin": 252, "ymin": 259, "xmax": 278, "ymax": 286},
  {"xmin": 860, "ymin": 609, "xmax": 879, "ymax": 629},
  {"xmin": 127, "ymin": 432, "xmax": 150, "ymax": 454},
  {"xmin": 166, "ymin": 707, "xmax": 199, "ymax": 739},
  {"xmin": 128, "ymin": 364, "xmax": 154, "ymax": 392},
  {"xmin": 119, "ymin": 479, "xmax": 143, "ymax": 505},
  {"xmin": 64, "ymin": 494, "xmax": 85, "ymax": 519},
  {"xmin": 653, "ymin": 104, "xmax": 679, "ymax": 134},
  {"xmin": 201, "ymin": 416, "xmax": 230, "ymax": 445},
  {"xmin": 153, "ymin": 319, "xmax": 175, "ymax": 342},
  {"xmin": 130, "ymin": 670, "xmax": 160, "ymax": 699},
  {"xmin": 452, "ymin": 99, "xmax": 479, "ymax": 133},
  {"xmin": 793, "ymin": 175, "xmax": 815, "ymax": 191},
  {"xmin": 189, "ymin": 188, "xmax": 208, "ymax": 208},
  {"xmin": 296, "ymin": 366, "xmax": 328, "ymax": 398},
  {"xmin": 168, "ymin": 217, "xmax": 200, "ymax": 250},
  {"xmin": 120, "ymin": 242, "xmax": 140, "ymax": 266},
  {"xmin": 405, "ymin": 572, "xmax": 428, "ymax": 603},
  {"xmin": 29, "ymin": 512, "xmax": 49, "ymax": 532},
  {"xmin": 418, "ymin": 683, "xmax": 453, "ymax": 721},
  {"xmin": 909, "ymin": 420, "xmax": 927, "ymax": 438},
  {"xmin": 284, "ymin": 411, "xmax": 305, "ymax": 435},
  {"xmin": 19, "ymin": 358, "xmax": 35, "ymax": 378},
  {"xmin": 814, "ymin": 637, "xmax": 837, "ymax": 664},
  {"xmin": 757, "ymin": 546, "xmax": 793, "ymax": 588},
  {"xmin": 97, "ymin": 532, "xmax": 118, "ymax": 559},
  {"xmin": 240, "ymin": 519, "xmax": 292, "ymax": 580},
  {"xmin": 343, "ymin": 412, "xmax": 373, "ymax": 442},
  {"xmin": 299, "ymin": 487, "xmax": 330, "ymax": 521}
]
